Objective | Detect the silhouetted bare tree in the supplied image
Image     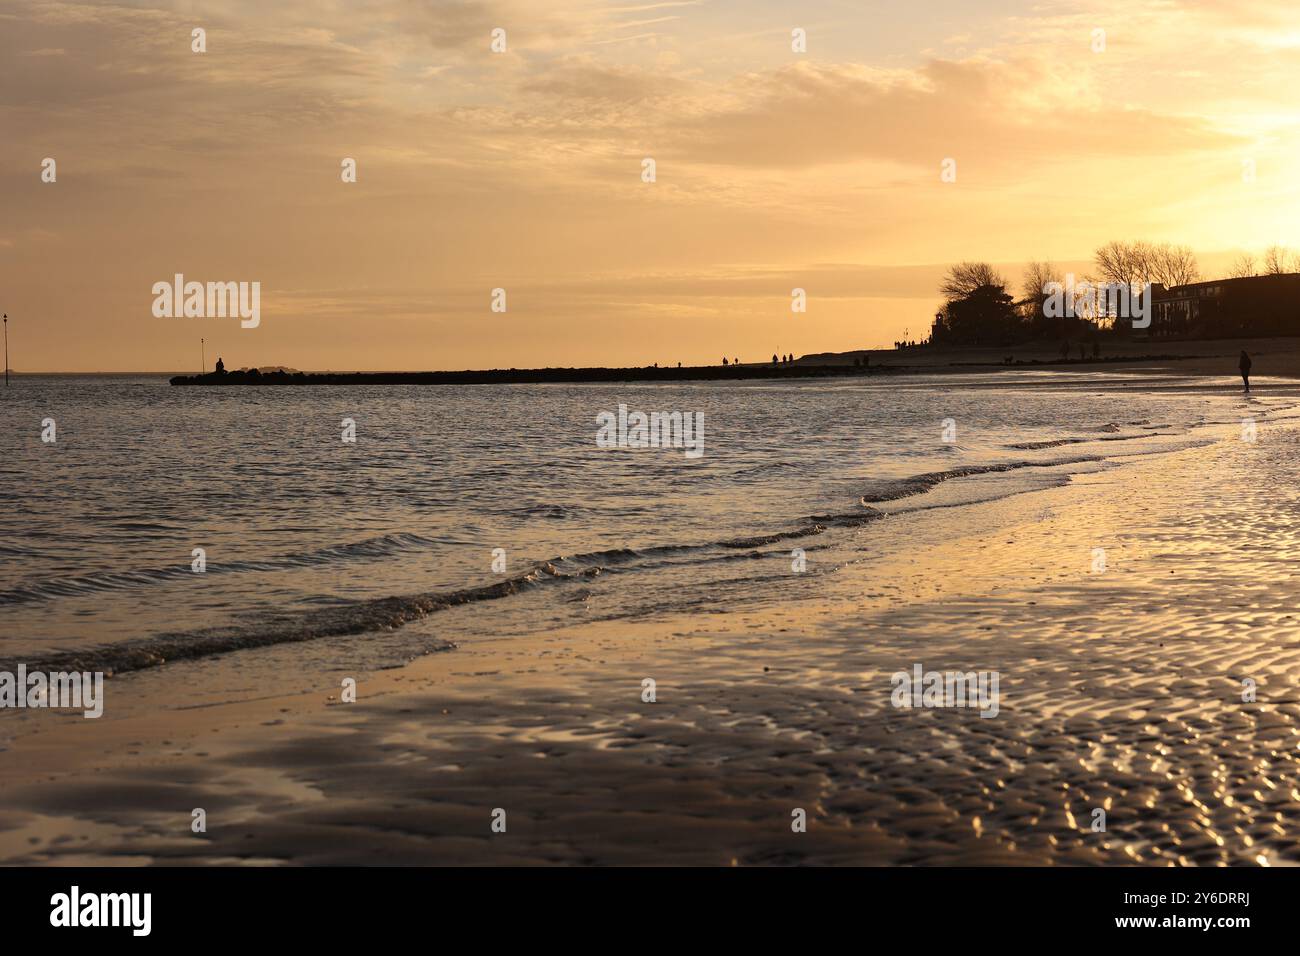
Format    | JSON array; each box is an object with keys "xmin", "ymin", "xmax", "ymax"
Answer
[
  {"xmin": 1021, "ymin": 261, "xmax": 1062, "ymax": 302},
  {"xmin": 1094, "ymin": 241, "xmax": 1147, "ymax": 291},
  {"xmin": 1263, "ymin": 245, "xmax": 1294, "ymax": 275},
  {"xmin": 1020, "ymin": 261, "xmax": 1063, "ymax": 333},
  {"xmin": 1144, "ymin": 243, "xmax": 1200, "ymax": 287},
  {"xmin": 1070, "ymin": 274, "xmax": 1109, "ymax": 328},
  {"xmin": 1096, "ymin": 240, "xmax": 1198, "ymax": 289},
  {"xmin": 1227, "ymin": 253, "xmax": 1257, "ymax": 279},
  {"xmin": 940, "ymin": 262, "xmax": 1005, "ymax": 300}
]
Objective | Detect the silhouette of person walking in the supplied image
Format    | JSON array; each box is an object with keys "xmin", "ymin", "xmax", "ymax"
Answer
[{"xmin": 1239, "ymin": 350, "xmax": 1252, "ymax": 392}]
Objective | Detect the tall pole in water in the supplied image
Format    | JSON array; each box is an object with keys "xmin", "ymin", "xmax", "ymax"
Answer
[{"xmin": 3, "ymin": 314, "xmax": 8, "ymax": 387}]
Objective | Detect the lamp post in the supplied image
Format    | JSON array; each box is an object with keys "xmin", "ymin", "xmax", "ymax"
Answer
[
  {"xmin": 201, "ymin": 337, "xmax": 205, "ymax": 375},
  {"xmin": 3, "ymin": 314, "xmax": 8, "ymax": 387}
]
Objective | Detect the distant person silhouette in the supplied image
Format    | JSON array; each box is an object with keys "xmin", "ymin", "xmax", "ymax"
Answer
[
  {"xmin": 215, "ymin": 356, "xmax": 225, "ymax": 374},
  {"xmin": 722, "ymin": 357, "xmax": 728, "ymax": 366},
  {"xmin": 1239, "ymin": 350, "xmax": 1252, "ymax": 392}
]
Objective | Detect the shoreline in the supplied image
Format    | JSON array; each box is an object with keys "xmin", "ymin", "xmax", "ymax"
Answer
[
  {"xmin": 5, "ymin": 396, "xmax": 1300, "ymax": 865},
  {"xmin": 163, "ymin": 335, "xmax": 1300, "ymax": 386},
  {"xmin": 165, "ymin": 354, "xmax": 1208, "ymax": 387},
  {"xmin": 11, "ymin": 336, "xmax": 1300, "ymax": 384},
  {"xmin": 168, "ymin": 363, "xmax": 905, "ymax": 386}
]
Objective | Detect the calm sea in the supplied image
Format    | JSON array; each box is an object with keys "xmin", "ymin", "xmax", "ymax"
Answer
[{"xmin": 1, "ymin": 372, "xmax": 1290, "ymax": 675}]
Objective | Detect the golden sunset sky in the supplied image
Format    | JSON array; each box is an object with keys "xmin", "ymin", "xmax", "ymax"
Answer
[{"xmin": 3, "ymin": 0, "xmax": 1300, "ymax": 371}]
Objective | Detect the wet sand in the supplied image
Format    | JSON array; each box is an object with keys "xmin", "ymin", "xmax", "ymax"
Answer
[{"xmin": 3, "ymin": 394, "xmax": 1300, "ymax": 866}]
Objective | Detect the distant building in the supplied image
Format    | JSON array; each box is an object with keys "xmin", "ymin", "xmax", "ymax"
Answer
[{"xmin": 1150, "ymin": 274, "xmax": 1300, "ymax": 338}]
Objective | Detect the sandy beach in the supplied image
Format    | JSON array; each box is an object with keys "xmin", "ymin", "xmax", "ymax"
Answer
[{"xmin": 4, "ymin": 374, "xmax": 1299, "ymax": 867}]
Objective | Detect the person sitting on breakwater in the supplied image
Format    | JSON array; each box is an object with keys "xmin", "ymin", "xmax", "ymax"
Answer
[{"xmin": 215, "ymin": 356, "xmax": 225, "ymax": 374}]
